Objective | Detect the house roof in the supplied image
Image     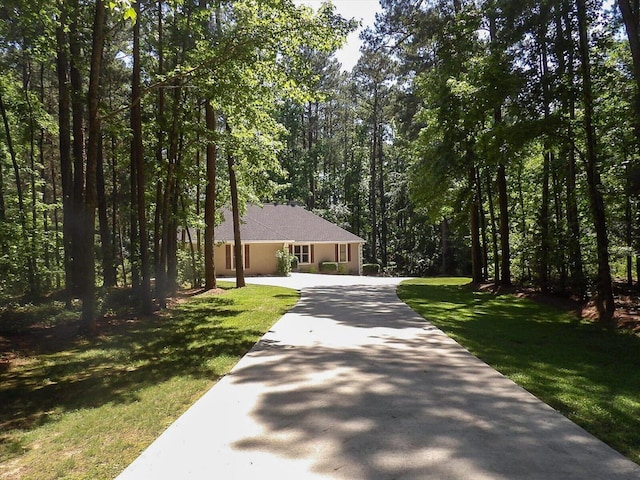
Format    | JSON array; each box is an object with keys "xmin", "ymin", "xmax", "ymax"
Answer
[{"xmin": 215, "ymin": 203, "xmax": 365, "ymax": 244}]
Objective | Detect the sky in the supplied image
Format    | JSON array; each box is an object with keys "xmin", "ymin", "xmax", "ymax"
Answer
[{"xmin": 296, "ymin": 0, "xmax": 383, "ymax": 71}]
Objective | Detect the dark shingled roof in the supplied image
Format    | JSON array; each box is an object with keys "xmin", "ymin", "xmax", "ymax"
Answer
[{"xmin": 215, "ymin": 203, "xmax": 365, "ymax": 243}]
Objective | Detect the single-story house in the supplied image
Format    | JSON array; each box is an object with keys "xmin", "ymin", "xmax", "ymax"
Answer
[{"xmin": 215, "ymin": 203, "xmax": 366, "ymax": 276}]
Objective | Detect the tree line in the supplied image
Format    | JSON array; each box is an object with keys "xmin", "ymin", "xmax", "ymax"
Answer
[
  {"xmin": 0, "ymin": 0, "xmax": 639, "ymax": 329},
  {"xmin": 278, "ymin": 0, "xmax": 640, "ymax": 325}
]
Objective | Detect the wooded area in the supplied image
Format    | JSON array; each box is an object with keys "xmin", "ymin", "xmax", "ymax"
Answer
[{"xmin": 1, "ymin": 0, "xmax": 639, "ymax": 329}]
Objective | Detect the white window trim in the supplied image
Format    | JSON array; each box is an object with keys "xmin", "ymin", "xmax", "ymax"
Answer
[
  {"xmin": 338, "ymin": 243, "xmax": 348, "ymax": 263},
  {"xmin": 228, "ymin": 243, "xmax": 249, "ymax": 270},
  {"xmin": 294, "ymin": 244, "xmax": 311, "ymax": 265}
]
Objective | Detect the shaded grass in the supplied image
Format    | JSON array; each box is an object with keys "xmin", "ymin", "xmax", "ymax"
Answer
[
  {"xmin": 0, "ymin": 283, "xmax": 299, "ymax": 479},
  {"xmin": 397, "ymin": 277, "xmax": 640, "ymax": 465}
]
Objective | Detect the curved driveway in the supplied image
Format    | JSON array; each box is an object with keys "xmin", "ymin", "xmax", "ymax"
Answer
[{"xmin": 118, "ymin": 274, "xmax": 640, "ymax": 479}]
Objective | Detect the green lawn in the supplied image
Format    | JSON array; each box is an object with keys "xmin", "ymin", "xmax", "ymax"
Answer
[
  {"xmin": 397, "ymin": 277, "xmax": 640, "ymax": 465},
  {"xmin": 0, "ymin": 284, "xmax": 299, "ymax": 480}
]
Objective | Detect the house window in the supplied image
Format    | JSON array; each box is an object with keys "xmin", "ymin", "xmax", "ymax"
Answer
[
  {"xmin": 294, "ymin": 244, "xmax": 311, "ymax": 264},
  {"xmin": 338, "ymin": 244, "xmax": 348, "ymax": 263},
  {"xmin": 225, "ymin": 244, "xmax": 250, "ymax": 269}
]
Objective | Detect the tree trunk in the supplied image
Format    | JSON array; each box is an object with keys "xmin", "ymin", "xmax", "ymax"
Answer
[
  {"xmin": 158, "ymin": 84, "xmax": 181, "ymax": 304},
  {"xmin": 468, "ymin": 164, "xmax": 483, "ymax": 283},
  {"xmin": 109, "ymin": 137, "xmax": 118, "ymax": 286},
  {"xmin": 441, "ymin": 217, "xmax": 449, "ymax": 275},
  {"xmin": 131, "ymin": 0, "xmax": 152, "ymax": 314},
  {"xmin": 97, "ymin": 139, "xmax": 116, "ymax": 287},
  {"xmin": 577, "ymin": 0, "xmax": 615, "ymax": 323},
  {"xmin": 204, "ymin": 100, "xmax": 217, "ymax": 290},
  {"xmin": 154, "ymin": 0, "xmax": 166, "ymax": 301},
  {"xmin": 226, "ymin": 124, "xmax": 245, "ymax": 288},
  {"xmin": 488, "ymin": 11, "xmax": 511, "ymax": 286},
  {"xmin": 486, "ymin": 172, "xmax": 500, "ymax": 284},
  {"xmin": 56, "ymin": 14, "xmax": 73, "ymax": 303},
  {"xmin": 50, "ymin": 156, "xmax": 61, "ymax": 289},
  {"xmin": 40, "ymin": 64, "xmax": 51, "ymax": 291},
  {"xmin": 0, "ymin": 91, "xmax": 34, "ymax": 291},
  {"xmin": 540, "ymin": 151, "xmax": 550, "ymax": 291},
  {"xmin": 24, "ymin": 57, "xmax": 39, "ymax": 294},
  {"xmin": 475, "ymin": 167, "xmax": 489, "ymax": 279},
  {"xmin": 378, "ymin": 123, "xmax": 388, "ymax": 266},
  {"xmin": 626, "ymin": 161, "xmax": 634, "ymax": 286},
  {"xmin": 81, "ymin": 0, "xmax": 107, "ymax": 332},
  {"xmin": 69, "ymin": 1, "xmax": 85, "ymax": 296},
  {"xmin": 369, "ymin": 90, "xmax": 379, "ymax": 264},
  {"xmin": 560, "ymin": 0, "xmax": 584, "ymax": 293},
  {"xmin": 496, "ymin": 169, "xmax": 510, "ymax": 285}
]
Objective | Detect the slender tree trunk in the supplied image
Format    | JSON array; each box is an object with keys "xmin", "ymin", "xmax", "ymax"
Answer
[
  {"xmin": 226, "ymin": 124, "xmax": 245, "ymax": 288},
  {"xmin": 577, "ymin": 0, "xmax": 615, "ymax": 323},
  {"xmin": 487, "ymin": 5, "xmax": 510, "ymax": 285},
  {"xmin": 626, "ymin": 161, "xmax": 634, "ymax": 286},
  {"xmin": 204, "ymin": 100, "xmax": 217, "ymax": 290},
  {"xmin": 496, "ymin": 170, "xmax": 510, "ymax": 285},
  {"xmin": 370, "ymin": 91, "xmax": 378, "ymax": 264},
  {"xmin": 0, "ymin": 91, "xmax": 34, "ymax": 291},
  {"xmin": 551, "ymin": 154, "xmax": 568, "ymax": 287},
  {"xmin": 378, "ymin": 124, "xmax": 388, "ymax": 266},
  {"xmin": 24, "ymin": 57, "xmax": 39, "ymax": 294},
  {"xmin": 476, "ymin": 167, "xmax": 489, "ymax": 279},
  {"xmin": 540, "ymin": 150, "xmax": 551, "ymax": 291},
  {"xmin": 81, "ymin": 0, "xmax": 107, "ymax": 332},
  {"xmin": 110, "ymin": 136, "xmax": 120, "ymax": 286},
  {"xmin": 97, "ymin": 139, "xmax": 116, "ymax": 286},
  {"xmin": 516, "ymin": 162, "xmax": 529, "ymax": 280},
  {"xmin": 468, "ymin": 163, "xmax": 483, "ymax": 283},
  {"xmin": 129, "ymin": 132, "xmax": 139, "ymax": 290},
  {"xmin": 39, "ymin": 64, "xmax": 51, "ymax": 291},
  {"xmin": 0, "ymin": 124, "xmax": 4, "ymax": 226},
  {"xmin": 131, "ymin": 0, "xmax": 152, "ymax": 314},
  {"xmin": 69, "ymin": 1, "xmax": 85, "ymax": 296},
  {"xmin": 56, "ymin": 11, "xmax": 73, "ymax": 303},
  {"xmin": 158, "ymin": 85, "xmax": 181, "ymax": 305},
  {"xmin": 560, "ymin": 0, "xmax": 584, "ymax": 293},
  {"xmin": 441, "ymin": 217, "xmax": 448, "ymax": 275},
  {"xmin": 155, "ymin": 0, "xmax": 167, "ymax": 305},
  {"xmin": 486, "ymin": 172, "xmax": 500, "ymax": 284},
  {"xmin": 50, "ymin": 157, "xmax": 61, "ymax": 288}
]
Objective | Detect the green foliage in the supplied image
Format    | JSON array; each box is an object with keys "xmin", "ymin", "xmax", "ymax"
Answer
[
  {"xmin": 319, "ymin": 261, "xmax": 338, "ymax": 273},
  {"xmin": 275, "ymin": 247, "xmax": 295, "ymax": 276},
  {"xmin": 362, "ymin": 263, "xmax": 380, "ymax": 276}
]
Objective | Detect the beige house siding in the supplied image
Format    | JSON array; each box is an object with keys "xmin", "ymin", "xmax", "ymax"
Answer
[
  {"xmin": 294, "ymin": 242, "xmax": 362, "ymax": 275},
  {"xmin": 215, "ymin": 241, "xmax": 364, "ymax": 277},
  {"xmin": 215, "ymin": 242, "xmax": 284, "ymax": 277}
]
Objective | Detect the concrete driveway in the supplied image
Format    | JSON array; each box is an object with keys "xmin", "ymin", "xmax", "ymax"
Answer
[{"xmin": 117, "ymin": 274, "xmax": 640, "ymax": 479}]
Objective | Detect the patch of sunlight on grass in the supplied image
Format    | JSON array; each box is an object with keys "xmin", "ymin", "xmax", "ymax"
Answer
[
  {"xmin": 397, "ymin": 278, "xmax": 640, "ymax": 466},
  {"xmin": 0, "ymin": 284, "xmax": 299, "ymax": 480}
]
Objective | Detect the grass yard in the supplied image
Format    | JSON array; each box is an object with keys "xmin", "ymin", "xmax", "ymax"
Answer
[
  {"xmin": 0, "ymin": 283, "xmax": 298, "ymax": 480},
  {"xmin": 397, "ymin": 277, "xmax": 640, "ymax": 465}
]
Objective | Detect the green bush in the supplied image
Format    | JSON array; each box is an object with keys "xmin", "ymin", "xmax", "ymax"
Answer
[
  {"xmin": 290, "ymin": 255, "xmax": 299, "ymax": 271},
  {"xmin": 363, "ymin": 263, "xmax": 380, "ymax": 276},
  {"xmin": 320, "ymin": 261, "xmax": 338, "ymax": 273},
  {"xmin": 275, "ymin": 248, "xmax": 295, "ymax": 276}
]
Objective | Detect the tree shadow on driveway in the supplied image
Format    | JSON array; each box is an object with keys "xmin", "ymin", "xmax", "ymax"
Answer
[{"xmin": 226, "ymin": 285, "xmax": 640, "ymax": 479}]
